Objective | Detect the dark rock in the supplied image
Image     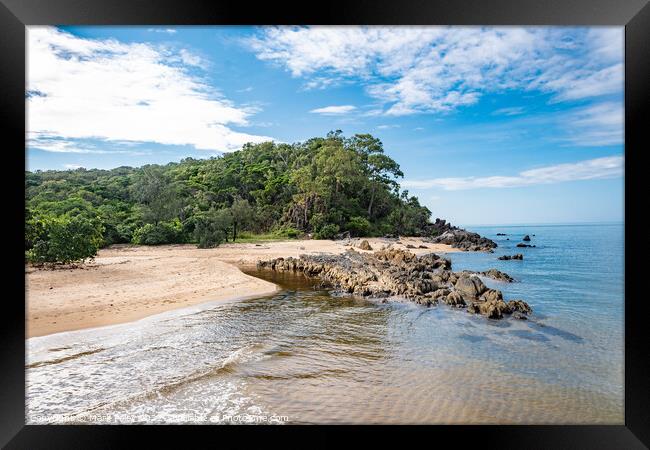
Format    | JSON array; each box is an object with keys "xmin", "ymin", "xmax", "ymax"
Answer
[
  {"xmin": 481, "ymin": 288, "xmax": 503, "ymax": 303},
  {"xmin": 516, "ymin": 243, "xmax": 536, "ymax": 248},
  {"xmin": 523, "ymin": 235, "xmax": 531, "ymax": 241},
  {"xmin": 496, "ymin": 233, "xmax": 507, "ymax": 236},
  {"xmin": 454, "ymin": 274, "xmax": 488, "ymax": 298},
  {"xmin": 445, "ymin": 291, "xmax": 466, "ymax": 307},
  {"xmin": 467, "ymin": 298, "xmax": 510, "ymax": 319},
  {"xmin": 257, "ymin": 248, "xmax": 531, "ymax": 321},
  {"xmin": 507, "ymin": 299, "xmax": 532, "ymax": 315},
  {"xmin": 406, "ymin": 244, "xmax": 416, "ymax": 249},
  {"xmin": 480, "ymin": 269, "xmax": 514, "ymax": 282},
  {"xmin": 427, "ymin": 220, "xmax": 497, "ymax": 252},
  {"xmin": 498, "ymin": 253, "xmax": 523, "ymax": 261}
]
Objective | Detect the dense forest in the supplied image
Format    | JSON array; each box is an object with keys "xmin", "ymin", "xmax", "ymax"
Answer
[{"xmin": 26, "ymin": 131, "xmax": 438, "ymax": 263}]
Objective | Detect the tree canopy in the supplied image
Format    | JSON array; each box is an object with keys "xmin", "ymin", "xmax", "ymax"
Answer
[{"xmin": 25, "ymin": 132, "xmax": 436, "ymax": 262}]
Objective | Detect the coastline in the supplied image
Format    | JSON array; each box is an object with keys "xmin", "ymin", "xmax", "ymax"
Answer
[{"xmin": 26, "ymin": 237, "xmax": 455, "ymax": 338}]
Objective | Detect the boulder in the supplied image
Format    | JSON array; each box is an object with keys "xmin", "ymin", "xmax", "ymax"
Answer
[
  {"xmin": 480, "ymin": 269, "xmax": 514, "ymax": 282},
  {"xmin": 445, "ymin": 291, "xmax": 466, "ymax": 307},
  {"xmin": 497, "ymin": 253, "xmax": 523, "ymax": 261},
  {"xmin": 358, "ymin": 240, "xmax": 373, "ymax": 251},
  {"xmin": 454, "ymin": 274, "xmax": 487, "ymax": 298},
  {"xmin": 507, "ymin": 299, "xmax": 532, "ymax": 315},
  {"xmin": 467, "ymin": 298, "xmax": 511, "ymax": 319},
  {"xmin": 481, "ymin": 288, "xmax": 503, "ymax": 303},
  {"xmin": 523, "ymin": 235, "xmax": 531, "ymax": 241}
]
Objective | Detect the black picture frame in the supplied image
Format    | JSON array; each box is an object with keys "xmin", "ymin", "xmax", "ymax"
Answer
[{"xmin": 1, "ymin": 0, "xmax": 648, "ymax": 447}]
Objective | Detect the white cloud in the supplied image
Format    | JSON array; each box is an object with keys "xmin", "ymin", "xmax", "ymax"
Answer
[
  {"xmin": 147, "ymin": 28, "xmax": 177, "ymax": 34},
  {"xmin": 492, "ymin": 106, "xmax": 526, "ymax": 116},
  {"xmin": 27, "ymin": 27, "xmax": 273, "ymax": 154},
  {"xmin": 403, "ymin": 156, "xmax": 623, "ymax": 190},
  {"xmin": 562, "ymin": 101, "xmax": 623, "ymax": 147},
  {"xmin": 63, "ymin": 163, "xmax": 83, "ymax": 169},
  {"xmin": 376, "ymin": 124, "xmax": 400, "ymax": 129},
  {"xmin": 247, "ymin": 26, "xmax": 623, "ymax": 115},
  {"xmin": 309, "ymin": 105, "xmax": 357, "ymax": 115}
]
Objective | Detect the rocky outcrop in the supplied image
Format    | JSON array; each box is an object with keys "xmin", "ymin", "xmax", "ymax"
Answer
[
  {"xmin": 498, "ymin": 254, "xmax": 523, "ymax": 260},
  {"xmin": 425, "ymin": 218, "xmax": 497, "ymax": 252},
  {"xmin": 257, "ymin": 248, "xmax": 531, "ymax": 320},
  {"xmin": 480, "ymin": 269, "xmax": 515, "ymax": 282},
  {"xmin": 516, "ymin": 243, "xmax": 536, "ymax": 248},
  {"xmin": 522, "ymin": 235, "xmax": 531, "ymax": 241}
]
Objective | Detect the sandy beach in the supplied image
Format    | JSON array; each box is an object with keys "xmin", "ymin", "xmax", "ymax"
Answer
[{"xmin": 26, "ymin": 237, "xmax": 454, "ymax": 338}]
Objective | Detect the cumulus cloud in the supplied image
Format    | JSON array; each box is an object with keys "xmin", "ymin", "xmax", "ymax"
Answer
[
  {"xmin": 403, "ymin": 156, "xmax": 623, "ymax": 190},
  {"xmin": 309, "ymin": 105, "xmax": 357, "ymax": 115},
  {"xmin": 247, "ymin": 26, "xmax": 623, "ymax": 115},
  {"xmin": 27, "ymin": 27, "xmax": 273, "ymax": 154}
]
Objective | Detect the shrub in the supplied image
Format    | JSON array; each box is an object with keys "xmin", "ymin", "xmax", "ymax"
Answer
[
  {"xmin": 314, "ymin": 223, "xmax": 339, "ymax": 240},
  {"xmin": 192, "ymin": 208, "xmax": 232, "ymax": 248},
  {"xmin": 26, "ymin": 213, "xmax": 104, "ymax": 264},
  {"xmin": 346, "ymin": 216, "xmax": 371, "ymax": 237},
  {"xmin": 309, "ymin": 212, "xmax": 326, "ymax": 233},
  {"xmin": 272, "ymin": 226, "xmax": 301, "ymax": 239},
  {"xmin": 131, "ymin": 219, "xmax": 184, "ymax": 245}
]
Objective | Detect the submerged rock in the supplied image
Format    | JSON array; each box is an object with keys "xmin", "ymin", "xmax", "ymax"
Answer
[
  {"xmin": 257, "ymin": 248, "xmax": 530, "ymax": 321},
  {"xmin": 516, "ymin": 243, "xmax": 536, "ymax": 248}
]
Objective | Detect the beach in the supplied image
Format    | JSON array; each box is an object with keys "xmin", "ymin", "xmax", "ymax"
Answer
[
  {"xmin": 25, "ymin": 237, "xmax": 453, "ymax": 338},
  {"xmin": 25, "ymin": 224, "xmax": 624, "ymax": 424}
]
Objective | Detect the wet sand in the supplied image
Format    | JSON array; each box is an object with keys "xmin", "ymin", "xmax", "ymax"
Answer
[{"xmin": 26, "ymin": 237, "xmax": 455, "ymax": 338}]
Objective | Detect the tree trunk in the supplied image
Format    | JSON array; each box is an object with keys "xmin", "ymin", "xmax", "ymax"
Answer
[
  {"xmin": 367, "ymin": 184, "xmax": 376, "ymax": 218},
  {"xmin": 233, "ymin": 221, "xmax": 237, "ymax": 241}
]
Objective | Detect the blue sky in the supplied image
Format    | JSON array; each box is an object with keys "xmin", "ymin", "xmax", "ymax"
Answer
[{"xmin": 26, "ymin": 26, "xmax": 624, "ymax": 225}]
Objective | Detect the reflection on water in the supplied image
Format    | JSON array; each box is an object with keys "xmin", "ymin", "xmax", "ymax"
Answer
[{"xmin": 26, "ymin": 267, "xmax": 623, "ymax": 424}]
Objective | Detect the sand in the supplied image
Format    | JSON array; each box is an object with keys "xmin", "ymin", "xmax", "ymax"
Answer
[{"xmin": 25, "ymin": 237, "xmax": 456, "ymax": 338}]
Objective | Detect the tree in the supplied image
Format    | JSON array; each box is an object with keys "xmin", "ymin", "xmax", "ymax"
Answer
[
  {"xmin": 25, "ymin": 132, "xmax": 439, "ymax": 248},
  {"xmin": 130, "ymin": 166, "xmax": 182, "ymax": 224},
  {"xmin": 26, "ymin": 213, "xmax": 104, "ymax": 265},
  {"xmin": 347, "ymin": 134, "xmax": 403, "ymax": 218},
  {"xmin": 193, "ymin": 208, "xmax": 232, "ymax": 248},
  {"xmin": 230, "ymin": 197, "xmax": 254, "ymax": 241}
]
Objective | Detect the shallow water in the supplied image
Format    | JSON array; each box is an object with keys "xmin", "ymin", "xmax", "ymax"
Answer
[{"xmin": 26, "ymin": 223, "xmax": 624, "ymax": 424}]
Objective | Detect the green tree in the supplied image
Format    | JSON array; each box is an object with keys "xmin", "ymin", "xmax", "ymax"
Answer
[
  {"xmin": 130, "ymin": 166, "xmax": 182, "ymax": 224},
  {"xmin": 230, "ymin": 197, "xmax": 254, "ymax": 241},
  {"xmin": 26, "ymin": 213, "xmax": 104, "ymax": 264},
  {"xmin": 193, "ymin": 208, "xmax": 232, "ymax": 248}
]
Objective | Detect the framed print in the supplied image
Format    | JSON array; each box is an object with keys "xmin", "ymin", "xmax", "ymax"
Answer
[{"xmin": 1, "ymin": 0, "xmax": 648, "ymax": 447}]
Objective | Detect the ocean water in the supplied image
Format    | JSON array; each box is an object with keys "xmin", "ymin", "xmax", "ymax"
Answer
[{"xmin": 26, "ymin": 223, "xmax": 624, "ymax": 424}]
